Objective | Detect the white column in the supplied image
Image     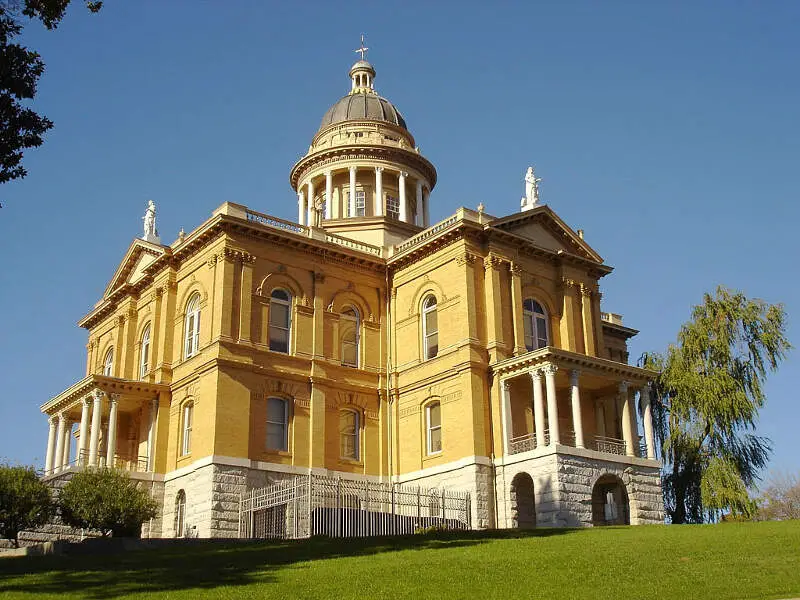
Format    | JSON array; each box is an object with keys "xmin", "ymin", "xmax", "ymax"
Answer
[
  {"xmin": 307, "ymin": 179, "xmax": 315, "ymax": 226},
  {"xmin": 146, "ymin": 397, "xmax": 159, "ymax": 471},
  {"xmin": 398, "ymin": 171, "xmax": 407, "ymax": 222},
  {"xmin": 544, "ymin": 364, "xmax": 559, "ymax": 445},
  {"xmin": 530, "ymin": 369, "xmax": 546, "ymax": 448},
  {"xmin": 105, "ymin": 394, "xmax": 119, "ymax": 468},
  {"xmin": 88, "ymin": 390, "xmax": 103, "ymax": 467},
  {"xmin": 349, "ymin": 166, "xmax": 357, "ymax": 217},
  {"xmin": 53, "ymin": 414, "xmax": 67, "ymax": 474},
  {"xmin": 415, "ymin": 180, "xmax": 423, "ymax": 226},
  {"xmin": 297, "ymin": 190, "xmax": 306, "ymax": 226},
  {"xmin": 61, "ymin": 421, "xmax": 72, "ymax": 469},
  {"xmin": 77, "ymin": 397, "xmax": 91, "ymax": 465},
  {"xmin": 619, "ymin": 382, "xmax": 635, "ymax": 456},
  {"xmin": 423, "ymin": 186, "xmax": 430, "ymax": 227},
  {"xmin": 45, "ymin": 416, "xmax": 57, "ymax": 474},
  {"xmin": 374, "ymin": 167, "xmax": 383, "ymax": 216},
  {"xmin": 325, "ymin": 170, "xmax": 333, "ymax": 220},
  {"xmin": 570, "ymin": 370, "xmax": 584, "ymax": 448},
  {"xmin": 641, "ymin": 385, "xmax": 656, "ymax": 459},
  {"xmin": 500, "ymin": 380, "xmax": 513, "ymax": 456}
]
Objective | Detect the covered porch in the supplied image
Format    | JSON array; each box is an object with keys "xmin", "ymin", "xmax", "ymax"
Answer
[
  {"xmin": 41, "ymin": 375, "xmax": 169, "ymax": 477},
  {"xmin": 493, "ymin": 348, "xmax": 658, "ymax": 461}
]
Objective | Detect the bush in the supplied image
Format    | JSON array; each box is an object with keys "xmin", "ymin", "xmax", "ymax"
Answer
[
  {"xmin": 59, "ymin": 468, "xmax": 158, "ymax": 537},
  {"xmin": 0, "ymin": 464, "xmax": 54, "ymax": 547}
]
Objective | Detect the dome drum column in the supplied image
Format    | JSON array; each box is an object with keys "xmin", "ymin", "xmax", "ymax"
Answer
[
  {"xmin": 374, "ymin": 167, "xmax": 384, "ymax": 217},
  {"xmin": 307, "ymin": 179, "xmax": 315, "ymax": 226},
  {"xmin": 349, "ymin": 167, "xmax": 357, "ymax": 217},
  {"xmin": 325, "ymin": 171, "xmax": 333, "ymax": 220},
  {"xmin": 298, "ymin": 190, "xmax": 306, "ymax": 226},
  {"xmin": 398, "ymin": 171, "xmax": 407, "ymax": 223}
]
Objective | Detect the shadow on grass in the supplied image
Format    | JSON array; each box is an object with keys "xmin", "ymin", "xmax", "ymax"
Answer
[{"xmin": 0, "ymin": 528, "xmax": 577, "ymax": 598}]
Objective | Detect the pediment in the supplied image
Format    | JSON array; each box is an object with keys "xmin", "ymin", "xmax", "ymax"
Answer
[
  {"xmin": 103, "ymin": 239, "xmax": 167, "ymax": 298},
  {"xmin": 489, "ymin": 206, "xmax": 603, "ymax": 263}
]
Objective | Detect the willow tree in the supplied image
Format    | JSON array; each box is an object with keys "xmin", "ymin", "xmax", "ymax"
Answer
[{"xmin": 643, "ymin": 286, "xmax": 790, "ymax": 524}]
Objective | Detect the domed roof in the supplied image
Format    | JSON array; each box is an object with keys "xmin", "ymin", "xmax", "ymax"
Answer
[{"xmin": 319, "ymin": 93, "xmax": 408, "ymax": 132}]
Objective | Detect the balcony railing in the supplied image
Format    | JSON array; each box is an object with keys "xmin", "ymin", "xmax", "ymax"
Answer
[
  {"xmin": 44, "ymin": 451, "xmax": 150, "ymax": 477},
  {"xmin": 592, "ymin": 435, "xmax": 628, "ymax": 456},
  {"xmin": 509, "ymin": 433, "xmax": 537, "ymax": 455}
]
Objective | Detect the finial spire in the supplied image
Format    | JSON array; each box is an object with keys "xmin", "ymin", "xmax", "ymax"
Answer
[{"xmin": 355, "ymin": 34, "xmax": 369, "ymax": 61}]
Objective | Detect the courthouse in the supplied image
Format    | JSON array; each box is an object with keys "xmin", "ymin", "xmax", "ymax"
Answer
[{"xmin": 40, "ymin": 49, "xmax": 664, "ymax": 536}]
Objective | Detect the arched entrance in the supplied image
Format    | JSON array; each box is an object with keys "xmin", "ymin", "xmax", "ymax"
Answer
[
  {"xmin": 510, "ymin": 472, "xmax": 536, "ymax": 529},
  {"xmin": 591, "ymin": 475, "xmax": 630, "ymax": 526}
]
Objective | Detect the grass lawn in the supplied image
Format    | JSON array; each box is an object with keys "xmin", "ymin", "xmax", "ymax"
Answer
[{"xmin": 0, "ymin": 521, "xmax": 798, "ymax": 599}]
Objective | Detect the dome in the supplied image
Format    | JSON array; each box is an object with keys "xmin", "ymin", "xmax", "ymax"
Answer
[{"xmin": 319, "ymin": 93, "xmax": 408, "ymax": 132}]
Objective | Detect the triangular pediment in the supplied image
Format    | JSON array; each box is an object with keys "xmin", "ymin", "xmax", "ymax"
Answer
[
  {"xmin": 489, "ymin": 205, "xmax": 603, "ymax": 263},
  {"xmin": 103, "ymin": 239, "xmax": 167, "ymax": 298}
]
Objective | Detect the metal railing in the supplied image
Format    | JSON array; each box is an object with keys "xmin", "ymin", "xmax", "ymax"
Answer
[
  {"xmin": 245, "ymin": 209, "xmax": 306, "ymax": 235},
  {"xmin": 593, "ymin": 435, "xmax": 627, "ymax": 455},
  {"xmin": 508, "ymin": 432, "xmax": 537, "ymax": 455},
  {"xmin": 239, "ymin": 474, "xmax": 471, "ymax": 540}
]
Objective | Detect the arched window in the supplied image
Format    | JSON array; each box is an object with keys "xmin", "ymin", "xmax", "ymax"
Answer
[
  {"xmin": 426, "ymin": 401, "xmax": 442, "ymax": 455},
  {"xmin": 174, "ymin": 490, "xmax": 186, "ymax": 538},
  {"xmin": 181, "ymin": 402, "xmax": 193, "ymax": 456},
  {"xmin": 523, "ymin": 299, "xmax": 549, "ymax": 351},
  {"xmin": 139, "ymin": 324, "xmax": 151, "ymax": 380},
  {"xmin": 340, "ymin": 307, "xmax": 360, "ymax": 368},
  {"xmin": 422, "ymin": 295, "xmax": 438, "ymax": 360},
  {"xmin": 339, "ymin": 409, "xmax": 360, "ymax": 460},
  {"xmin": 184, "ymin": 294, "xmax": 201, "ymax": 359},
  {"xmin": 102, "ymin": 348, "xmax": 114, "ymax": 376},
  {"xmin": 266, "ymin": 397, "xmax": 289, "ymax": 452},
  {"xmin": 269, "ymin": 289, "xmax": 292, "ymax": 353}
]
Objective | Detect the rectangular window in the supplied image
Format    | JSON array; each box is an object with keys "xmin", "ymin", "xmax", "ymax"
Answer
[
  {"xmin": 427, "ymin": 403, "xmax": 442, "ymax": 454},
  {"xmin": 386, "ymin": 195, "xmax": 400, "ymax": 220},
  {"xmin": 340, "ymin": 411, "xmax": 360, "ymax": 460},
  {"xmin": 182, "ymin": 404, "xmax": 193, "ymax": 456},
  {"xmin": 354, "ymin": 190, "xmax": 366, "ymax": 216},
  {"xmin": 269, "ymin": 302, "xmax": 290, "ymax": 353},
  {"xmin": 424, "ymin": 309, "xmax": 438, "ymax": 360},
  {"xmin": 536, "ymin": 316, "xmax": 548, "ymax": 349},
  {"xmin": 266, "ymin": 398, "xmax": 289, "ymax": 452}
]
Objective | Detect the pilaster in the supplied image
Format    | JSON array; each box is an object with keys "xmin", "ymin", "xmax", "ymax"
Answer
[
  {"xmin": 238, "ymin": 253, "xmax": 256, "ymax": 344},
  {"xmin": 580, "ymin": 284, "xmax": 597, "ymax": 356},
  {"xmin": 510, "ymin": 264, "xmax": 526, "ymax": 355},
  {"xmin": 483, "ymin": 255, "xmax": 507, "ymax": 362}
]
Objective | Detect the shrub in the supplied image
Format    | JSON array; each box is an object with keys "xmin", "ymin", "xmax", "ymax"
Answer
[{"xmin": 0, "ymin": 464, "xmax": 54, "ymax": 547}]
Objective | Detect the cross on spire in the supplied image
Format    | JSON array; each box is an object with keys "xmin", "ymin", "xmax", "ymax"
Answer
[{"xmin": 355, "ymin": 34, "xmax": 369, "ymax": 61}]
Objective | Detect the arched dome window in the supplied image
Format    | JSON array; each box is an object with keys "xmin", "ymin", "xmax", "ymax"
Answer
[{"xmin": 523, "ymin": 299, "xmax": 549, "ymax": 351}]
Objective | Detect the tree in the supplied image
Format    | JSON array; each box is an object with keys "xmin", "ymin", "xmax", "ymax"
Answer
[
  {"xmin": 755, "ymin": 472, "xmax": 800, "ymax": 521},
  {"xmin": 0, "ymin": 0, "xmax": 101, "ymax": 186},
  {"xmin": 643, "ymin": 286, "xmax": 791, "ymax": 523},
  {"xmin": 59, "ymin": 468, "xmax": 157, "ymax": 537},
  {"xmin": 0, "ymin": 464, "xmax": 54, "ymax": 547}
]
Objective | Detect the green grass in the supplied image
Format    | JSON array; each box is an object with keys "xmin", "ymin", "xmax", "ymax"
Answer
[{"xmin": 1, "ymin": 521, "xmax": 799, "ymax": 599}]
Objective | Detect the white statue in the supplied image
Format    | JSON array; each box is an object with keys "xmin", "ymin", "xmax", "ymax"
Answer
[
  {"xmin": 521, "ymin": 166, "xmax": 542, "ymax": 211},
  {"xmin": 142, "ymin": 200, "xmax": 160, "ymax": 243}
]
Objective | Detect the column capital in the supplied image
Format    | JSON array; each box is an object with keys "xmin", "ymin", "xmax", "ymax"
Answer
[
  {"xmin": 399, "ymin": 170, "xmax": 408, "ymax": 178},
  {"xmin": 530, "ymin": 368, "xmax": 543, "ymax": 381},
  {"xmin": 502, "ymin": 379, "xmax": 512, "ymax": 391},
  {"xmin": 510, "ymin": 263, "xmax": 523, "ymax": 278},
  {"xmin": 543, "ymin": 363, "xmax": 558, "ymax": 376},
  {"xmin": 57, "ymin": 412, "xmax": 67, "ymax": 423},
  {"xmin": 570, "ymin": 369, "xmax": 581, "ymax": 385},
  {"xmin": 349, "ymin": 165, "xmax": 357, "ymax": 173},
  {"xmin": 109, "ymin": 393, "xmax": 120, "ymax": 405},
  {"xmin": 48, "ymin": 414, "xmax": 58, "ymax": 425},
  {"xmin": 618, "ymin": 380, "xmax": 629, "ymax": 394},
  {"xmin": 375, "ymin": 166, "xmax": 384, "ymax": 173},
  {"xmin": 93, "ymin": 388, "xmax": 105, "ymax": 402}
]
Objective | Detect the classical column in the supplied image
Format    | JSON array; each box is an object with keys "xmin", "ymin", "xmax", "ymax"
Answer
[
  {"xmin": 510, "ymin": 264, "xmax": 526, "ymax": 355},
  {"xmin": 297, "ymin": 190, "xmax": 306, "ymax": 226},
  {"xmin": 619, "ymin": 382, "xmax": 635, "ymax": 456},
  {"xmin": 415, "ymin": 180, "xmax": 423, "ymax": 226},
  {"xmin": 531, "ymin": 369, "xmax": 546, "ymax": 448},
  {"xmin": 88, "ymin": 390, "xmax": 104, "ymax": 467},
  {"xmin": 105, "ymin": 395, "xmax": 119, "ymax": 468},
  {"xmin": 53, "ymin": 414, "xmax": 67, "ymax": 474},
  {"xmin": 398, "ymin": 171, "xmax": 407, "ymax": 222},
  {"xmin": 374, "ymin": 167, "xmax": 383, "ymax": 216},
  {"xmin": 77, "ymin": 396, "xmax": 91, "ymax": 465},
  {"xmin": 423, "ymin": 186, "xmax": 430, "ymax": 227},
  {"xmin": 307, "ymin": 179, "xmax": 315, "ymax": 226},
  {"xmin": 45, "ymin": 416, "xmax": 57, "ymax": 475},
  {"xmin": 325, "ymin": 170, "xmax": 333, "ymax": 220},
  {"xmin": 580, "ymin": 285, "xmax": 597, "ymax": 356},
  {"xmin": 146, "ymin": 397, "xmax": 159, "ymax": 471},
  {"xmin": 61, "ymin": 421, "xmax": 72, "ymax": 469},
  {"xmin": 349, "ymin": 166, "xmax": 357, "ymax": 217},
  {"xmin": 570, "ymin": 370, "xmax": 584, "ymax": 448},
  {"xmin": 500, "ymin": 380, "xmax": 513, "ymax": 456},
  {"xmin": 641, "ymin": 385, "xmax": 656, "ymax": 459},
  {"xmin": 544, "ymin": 364, "xmax": 559, "ymax": 445}
]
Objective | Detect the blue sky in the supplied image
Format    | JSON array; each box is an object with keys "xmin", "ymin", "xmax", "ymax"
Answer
[{"xmin": 1, "ymin": 1, "xmax": 797, "ymax": 478}]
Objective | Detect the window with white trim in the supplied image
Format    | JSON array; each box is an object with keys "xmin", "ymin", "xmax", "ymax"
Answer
[
  {"xmin": 340, "ymin": 307, "xmax": 360, "ymax": 368},
  {"xmin": 426, "ymin": 401, "xmax": 442, "ymax": 454},
  {"xmin": 422, "ymin": 295, "xmax": 438, "ymax": 360},
  {"xmin": 139, "ymin": 324, "xmax": 151, "ymax": 379},
  {"xmin": 269, "ymin": 289, "xmax": 292, "ymax": 353},
  {"xmin": 181, "ymin": 402, "xmax": 193, "ymax": 456},
  {"xmin": 386, "ymin": 194, "xmax": 400, "ymax": 220},
  {"xmin": 184, "ymin": 294, "xmax": 201, "ymax": 359},
  {"xmin": 523, "ymin": 298, "xmax": 549, "ymax": 351},
  {"xmin": 174, "ymin": 490, "xmax": 186, "ymax": 538},
  {"xmin": 339, "ymin": 409, "xmax": 360, "ymax": 460},
  {"xmin": 266, "ymin": 397, "xmax": 289, "ymax": 452},
  {"xmin": 349, "ymin": 190, "xmax": 366, "ymax": 217},
  {"xmin": 102, "ymin": 348, "xmax": 114, "ymax": 376}
]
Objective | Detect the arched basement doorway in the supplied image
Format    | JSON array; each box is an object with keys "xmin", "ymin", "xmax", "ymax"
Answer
[
  {"xmin": 592, "ymin": 475, "xmax": 630, "ymax": 526},
  {"xmin": 510, "ymin": 472, "xmax": 536, "ymax": 529}
]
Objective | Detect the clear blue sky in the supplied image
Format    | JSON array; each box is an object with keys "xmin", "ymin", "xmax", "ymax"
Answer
[{"xmin": 1, "ymin": 1, "xmax": 797, "ymax": 479}]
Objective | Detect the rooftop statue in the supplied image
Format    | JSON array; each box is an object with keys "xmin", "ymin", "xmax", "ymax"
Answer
[
  {"xmin": 521, "ymin": 166, "xmax": 541, "ymax": 211},
  {"xmin": 142, "ymin": 200, "xmax": 161, "ymax": 244}
]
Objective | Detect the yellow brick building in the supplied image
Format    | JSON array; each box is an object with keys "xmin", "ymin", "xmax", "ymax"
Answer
[{"xmin": 40, "ymin": 54, "xmax": 663, "ymax": 536}]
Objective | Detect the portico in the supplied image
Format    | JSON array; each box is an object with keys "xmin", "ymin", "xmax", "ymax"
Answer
[{"xmin": 41, "ymin": 374, "xmax": 169, "ymax": 477}]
